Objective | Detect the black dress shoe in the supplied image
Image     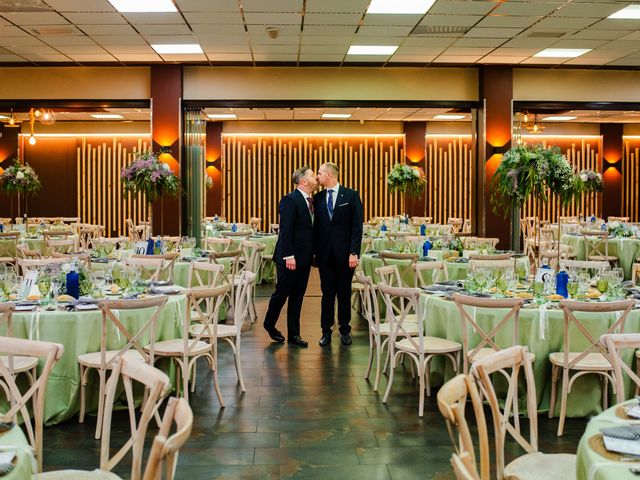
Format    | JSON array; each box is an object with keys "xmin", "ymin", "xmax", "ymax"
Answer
[
  {"xmin": 264, "ymin": 326, "xmax": 285, "ymax": 343},
  {"xmin": 287, "ymin": 335, "xmax": 308, "ymax": 347},
  {"xmin": 341, "ymin": 334, "xmax": 352, "ymax": 346},
  {"xmin": 319, "ymin": 333, "xmax": 332, "ymax": 347}
]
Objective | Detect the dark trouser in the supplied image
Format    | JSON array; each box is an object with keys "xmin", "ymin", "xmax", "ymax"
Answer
[
  {"xmin": 263, "ymin": 261, "xmax": 311, "ymax": 338},
  {"xmin": 318, "ymin": 253, "xmax": 354, "ymax": 335}
]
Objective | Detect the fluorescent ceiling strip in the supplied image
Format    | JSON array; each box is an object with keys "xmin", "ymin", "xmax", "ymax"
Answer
[
  {"xmin": 151, "ymin": 44, "xmax": 203, "ymax": 54},
  {"xmin": 321, "ymin": 113, "xmax": 352, "ymax": 119},
  {"xmin": 347, "ymin": 45, "xmax": 398, "ymax": 55},
  {"xmin": 533, "ymin": 48, "xmax": 591, "ymax": 58},
  {"xmin": 107, "ymin": 0, "xmax": 177, "ymax": 12},
  {"xmin": 521, "ymin": 134, "xmax": 601, "ymax": 139},
  {"xmin": 542, "ymin": 116, "xmax": 577, "ymax": 121},
  {"xmin": 608, "ymin": 5, "xmax": 640, "ymax": 19},
  {"xmin": 433, "ymin": 114, "xmax": 466, "ymax": 120},
  {"xmin": 367, "ymin": 0, "xmax": 436, "ymax": 14},
  {"xmin": 91, "ymin": 114, "xmax": 124, "ymax": 119},
  {"xmin": 208, "ymin": 114, "xmax": 237, "ymax": 119}
]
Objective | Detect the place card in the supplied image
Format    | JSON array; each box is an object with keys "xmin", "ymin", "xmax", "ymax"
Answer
[
  {"xmin": 20, "ymin": 271, "xmax": 38, "ymax": 299},
  {"xmin": 134, "ymin": 242, "xmax": 148, "ymax": 255}
]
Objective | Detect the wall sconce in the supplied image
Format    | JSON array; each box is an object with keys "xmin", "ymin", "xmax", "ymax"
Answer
[
  {"xmin": 486, "ymin": 142, "xmax": 510, "ymax": 157},
  {"xmin": 158, "ymin": 145, "xmax": 172, "ymax": 154}
]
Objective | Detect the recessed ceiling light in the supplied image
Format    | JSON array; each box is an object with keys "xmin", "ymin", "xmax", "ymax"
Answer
[
  {"xmin": 91, "ymin": 114, "xmax": 124, "ymax": 119},
  {"xmin": 608, "ymin": 5, "xmax": 640, "ymax": 19},
  {"xmin": 533, "ymin": 48, "xmax": 591, "ymax": 58},
  {"xmin": 367, "ymin": 0, "xmax": 436, "ymax": 14},
  {"xmin": 107, "ymin": 0, "xmax": 177, "ymax": 13},
  {"xmin": 347, "ymin": 45, "xmax": 398, "ymax": 55},
  {"xmin": 434, "ymin": 114, "xmax": 466, "ymax": 120},
  {"xmin": 322, "ymin": 113, "xmax": 352, "ymax": 119},
  {"xmin": 542, "ymin": 116, "xmax": 577, "ymax": 121},
  {"xmin": 151, "ymin": 44, "xmax": 203, "ymax": 54},
  {"xmin": 207, "ymin": 114, "xmax": 237, "ymax": 120}
]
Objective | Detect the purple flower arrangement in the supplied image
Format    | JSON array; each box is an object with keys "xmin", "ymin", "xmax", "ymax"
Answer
[
  {"xmin": 121, "ymin": 151, "xmax": 180, "ymax": 203},
  {"xmin": 0, "ymin": 160, "xmax": 41, "ymax": 194},
  {"xmin": 577, "ymin": 169, "xmax": 603, "ymax": 193}
]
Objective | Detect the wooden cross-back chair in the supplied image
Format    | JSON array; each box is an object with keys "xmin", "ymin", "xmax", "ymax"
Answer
[
  {"xmin": 240, "ymin": 240, "xmax": 265, "ymax": 323},
  {"xmin": 581, "ymin": 230, "xmax": 618, "ymax": 266},
  {"xmin": 204, "ymin": 237, "xmax": 232, "ymax": 252},
  {"xmin": 559, "ymin": 259, "xmax": 609, "ymax": 277},
  {"xmin": 0, "ymin": 232, "xmax": 19, "ymax": 271},
  {"xmin": 0, "ymin": 335, "xmax": 64, "ymax": 472},
  {"xmin": 412, "ymin": 261, "xmax": 448, "ymax": 287},
  {"xmin": 452, "ymin": 293, "xmax": 526, "ymax": 374},
  {"xmin": 377, "ymin": 282, "xmax": 461, "ymax": 416},
  {"xmin": 437, "ymin": 374, "xmax": 489, "ymax": 480},
  {"xmin": 550, "ymin": 299, "xmax": 636, "ymax": 436},
  {"xmin": 471, "ymin": 346, "xmax": 577, "ymax": 480},
  {"xmin": 17, "ymin": 257, "xmax": 72, "ymax": 276},
  {"xmin": 601, "ymin": 333, "xmax": 640, "ymax": 403},
  {"xmin": 46, "ymin": 237, "xmax": 77, "ymax": 255},
  {"xmin": 128, "ymin": 253, "xmax": 179, "ymax": 282},
  {"xmin": 77, "ymin": 296, "xmax": 168, "ymax": 439}
]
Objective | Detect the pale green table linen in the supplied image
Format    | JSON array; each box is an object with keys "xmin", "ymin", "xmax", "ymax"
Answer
[
  {"xmin": 561, "ymin": 234, "xmax": 640, "ymax": 280},
  {"xmin": 0, "ymin": 427, "xmax": 34, "ymax": 480}
]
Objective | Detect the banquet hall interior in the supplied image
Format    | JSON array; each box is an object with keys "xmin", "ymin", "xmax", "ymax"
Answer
[{"xmin": 2, "ymin": 0, "xmax": 640, "ymax": 479}]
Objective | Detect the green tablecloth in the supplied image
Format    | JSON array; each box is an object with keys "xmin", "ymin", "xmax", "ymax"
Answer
[
  {"xmin": 360, "ymin": 253, "xmax": 529, "ymax": 286},
  {"xmin": 0, "ymin": 427, "xmax": 34, "ymax": 480},
  {"xmin": 577, "ymin": 400, "xmax": 640, "ymax": 480},
  {"xmin": 204, "ymin": 234, "xmax": 277, "ymax": 284},
  {"xmin": 561, "ymin": 234, "xmax": 640, "ymax": 280},
  {"xmin": 8, "ymin": 295, "xmax": 184, "ymax": 425},
  {"xmin": 419, "ymin": 295, "xmax": 640, "ymax": 418}
]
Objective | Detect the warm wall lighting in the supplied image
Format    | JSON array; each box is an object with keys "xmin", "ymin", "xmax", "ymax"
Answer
[
  {"xmin": 91, "ymin": 114, "xmax": 124, "ymax": 119},
  {"xmin": 151, "ymin": 44, "xmax": 203, "ymax": 54},
  {"xmin": 433, "ymin": 114, "xmax": 466, "ymax": 120},
  {"xmin": 542, "ymin": 116, "xmax": 577, "ymax": 121},
  {"xmin": 207, "ymin": 114, "xmax": 237, "ymax": 120},
  {"xmin": 0, "ymin": 115, "xmax": 8, "ymax": 120},
  {"xmin": 221, "ymin": 133, "xmax": 404, "ymax": 138},
  {"xmin": 28, "ymin": 135, "xmax": 36, "ymax": 145},
  {"xmin": 108, "ymin": 0, "xmax": 177, "ymax": 13},
  {"xmin": 367, "ymin": 0, "xmax": 435, "ymax": 14},
  {"xmin": 158, "ymin": 146, "xmax": 172, "ymax": 154}
]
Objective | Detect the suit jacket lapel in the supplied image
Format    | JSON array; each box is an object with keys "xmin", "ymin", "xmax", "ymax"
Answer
[{"xmin": 294, "ymin": 189, "xmax": 312, "ymax": 224}]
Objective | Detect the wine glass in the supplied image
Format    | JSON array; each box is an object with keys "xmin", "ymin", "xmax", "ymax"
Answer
[
  {"xmin": 532, "ymin": 281, "xmax": 545, "ymax": 302},
  {"xmin": 577, "ymin": 271, "xmax": 591, "ymax": 295},
  {"xmin": 567, "ymin": 280, "xmax": 579, "ymax": 298},
  {"xmin": 596, "ymin": 276, "xmax": 609, "ymax": 297}
]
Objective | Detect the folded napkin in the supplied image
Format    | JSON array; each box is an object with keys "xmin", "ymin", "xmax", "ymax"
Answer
[
  {"xmin": 149, "ymin": 285, "xmax": 184, "ymax": 295},
  {"xmin": 0, "ymin": 451, "xmax": 15, "ymax": 477}
]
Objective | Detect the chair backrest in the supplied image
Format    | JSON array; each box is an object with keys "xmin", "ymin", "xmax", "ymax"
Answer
[
  {"xmin": 560, "ymin": 259, "xmax": 609, "ymax": 276},
  {"xmin": 379, "ymin": 251, "xmax": 418, "ymax": 268},
  {"xmin": 448, "ymin": 217, "xmax": 463, "ymax": 232},
  {"xmin": 601, "ymin": 333, "xmax": 640, "ymax": 403},
  {"xmin": 142, "ymin": 397, "xmax": 193, "ymax": 480},
  {"xmin": 412, "ymin": 261, "xmax": 448, "ymax": 287},
  {"xmin": 128, "ymin": 254, "xmax": 177, "ymax": 282},
  {"xmin": 270, "ymin": 223, "xmax": 279, "ymax": 234},
  {"xmin": 0, "ymin": 233, "xmax": 18, "ymax": 258},
  {"xmin": 96, "ymin": 296, "xmax": 168, "ymax": 370},
  {"xmin": 0, "ymin": 335, "xmax": 64, "ymax": 472},
  {"xmin": 232, "ymin": 271, "xmax": 257, "ymax": 329},
  {"xmin": 16, "ymin": 244, "xmax": 41, "ymax": 259},
  {"xmin": 437, "ymin": 374, "xmax": 489, "ymax": 480},
  {"xmin": 376, "ymin": 283, "xmax": 424, "ymax": 352},
  {"xmin": 468, "ymin": 258, "xmax": 513, "ymax": 273},
  {"xmin": 210, "ymin": 249, "xmax": 242, "ymax": 278},
  {"xmin": 354, "ymin": 273, "xmax": 381, "ymax": 334},
  {"xmin": 188, "ymin": 261, "xmax": 225, "ymax": 289},
  {"xmin": 411, "ymin": 216, "xmax": 432, "ymax": 226},
  {"xmin": 375, "ymin": 264, "xmax": 403, "ymax": 287},
  {"xmin": 471, "ymin": 346, "xmax": 538, "ymax": 480},
  {"xmin": 51, "ymin": 251, "xmax": 91, "ymax": 269},
  {"xmin": 633, "ymin": 262, "xmax": 640, "ymax": 286},
  {"xmin": 204, "ymin": 237, "xmax": 232, "ymax": 252},
  {"xmin": 468, "ymin": 253, "xmax": 511, "ymax": 261},
  {"xmin": 452, "ymin": 293, "xmax": 524, "ymax": 373},
  {"xmin": 17, "ymin": 257, "xmax": 72, "ymax": 275},
  {"xmin": 249, "ymin": 217, "xmax": 262, "ymax": 232},
  {"xmin": 185, "ymin": 284, "xmax": 230, "ymax": 352},
  {"xmin": 100, "ymin": 357, "xmax": 171, "ymax": 480},
  {"xmin": 559, "ymin": 299, "xmax": 636, "ymax": 373},
  {"xmin": 46, "ymin": 237, "xmax": 77, "ymax": 255},
  {"xmin": 582, "ymin": 230, "xmax": 610, "ymax": 258},
  {"xmin": 79, "ymin": 225, "xmax": 102, "ymax": 250},
  {"xmin": 451, "ymin": 453, "xmax": 480, "ymax": 480},
  {"xmin": 241, "ymin": 240, "xmax": 265, "ymax": 274}
]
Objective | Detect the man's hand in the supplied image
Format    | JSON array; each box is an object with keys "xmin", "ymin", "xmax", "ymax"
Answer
[
  {"xmin": 349, "ymin": 254, "xmax": 359, "ymax": 269},
  {"xmin": 285, "ymin": 257, "xmax": 297, "ymax": 270}
]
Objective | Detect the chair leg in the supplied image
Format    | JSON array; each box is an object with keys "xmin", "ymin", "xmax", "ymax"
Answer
[
  {"xmin": 365, "ymin": 333, "xmax": 374, "ymax": 381},
  {"xmin": 425, "ymin": 358, "xmax": 432, "ymax": 398},
  {"xmin": 234, "ymin": 337, "xmax": 246, "ymax": 392},
  {"xmin": 181, "ymin": 359, "xmax": 190, "ymax": 403},
  {"xmin": 191, "ymin": 359, "xmax": 198, "ymax": 393},
  {"xmin": 79, "ymin": 364, "xmax": 87, "ymax": 424},
  {"xmin": 383, "ymin": 352, "xmax": 397, "ymax": 404},
  {"xmin": 418, "ymin": 362, "xmax": 425, "ymax": 418},
  {"xmin": 548, "ymin": 365, "xmax": 558, "ymax": 419},
  {"xmin": 636, "ymin": 356, "xmax": 640, "ymax": 397},
  {"xmin": 95, "ymin": 369, "xmax": 106, "ymax": 440},
  {"xmin": 211, "ymin": 344, "xmax": 225, "ymax": 407},
  {"xmin": 602, "ymin": 375, "xmax": 609, "ymax": 411},
  {"xmin": 373, "ymin": 336, "xmax": 382, "ymax": 393},
  {"xmin": 557, "ymin": 369, "xmax": 570, "ymax": 437}
]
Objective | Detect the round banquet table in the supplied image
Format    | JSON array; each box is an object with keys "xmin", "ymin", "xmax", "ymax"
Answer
[
  {"xmin": 561, "ymin": 234, "xmax": 640, "ymax": 280},
  {"xmin": 419, "ymin": 294, "xmax": 640, "ymax": 418},
  {"xmin": 7, "ymin": 294, "xmax": 184, "ymax": 425},
  {"xmin": 203, "ymin": 233, "xmax": 277, "ymax": 284},
  {"xmin": 360, "ymin": 252, "xmax": 530, "ymax": 286},
  {"xmin": 576, "ymin": 400, "xmax": 640, "ymax": 480},
  {"xmin": 0, "ymin": 426, "xmax": 35, "ymax": 480}
]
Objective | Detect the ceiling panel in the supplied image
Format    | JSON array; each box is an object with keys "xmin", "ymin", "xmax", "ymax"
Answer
[
  {"xmin": 136, "ymin": 24, "xmax": 192, "ymax": 35},
  {"xmin": 183, "ymin": 12, "xmax": 244, "ymax": 24},
  {"xmin": 244, "ymin": 12, "xmax": 301, "ymax": 24},
  {"xmin": 112, "ymin": 53, "xmax": 162, "ymax": 62},
  {"xmin": 388, "ymin": 54, "xmax": 436, "ymax": 63},
  {"xmin": 202, "ymin": 44, "xmax": 251, "ymax": 54},
  {"xmin": 475, "ymin": 16, "xmax": 541, "ymax": 28},
  {"xmin": 92, "ymin": 35, "xmax": 147, "ymax": 46},
  {"xmin": 68, "ymin": 53, "xmax": 116, "ymax": 61},
  {"xmin": 362, "ymin": 14, "xmax": 423, "ymax": 26},
  {"xmin": 253, "ymin": 53, "xmax": 298, "ymax": 62},
  {"xmin": 1, "ymin": 12, "xmax": 69, "ymax": 25},
  {"xmin": 0, "ymin": 25, "xmax": 29, "ymax": 36},
  {"xmin": 491, "ymin": 2, "xmax": 562, "ymax": 16},
  {"xmin": 252, "ymin": 44, "xmax": 298, "ymax": 54},
  {"xmin": 40, "ymin": 36, "xmax": 98, "ymax": 46},
  {"xmin": 465, "ymin": 27, "xmax": 523, "ymax": 38},
  {"xmin": 304, "ymin": 13, "xmax": 362, "ymax": 25},
  {"xmin": 63, "ymin": 13, "xmax": 125, "ymax": 24},
  {"xmin": 569, "ymin": 29, "xmax": 632, "ymax": 40},
  {"xmin": 305, "ymin": 0, "xmax": 368, "ymax": 13},
  {"xmin": 176, "ymin": 0, "xmax": 239, "ymax": 12},
  {"xmin": 242, "ymin": 0, "xmax": 302, "ymax": 12},
  {"xmin": 122, "ymin": 13, "xmax": 184, "ymax": 24},
  {"xmin": 419, "ymin": 15, "xmax": 484, "ymax": 27},
  {"xmin": 549, "ymin": 3, "xmax": 623, "ymax": 17},
  {"xmin": 429, "ymin": 1, "xmax": 497, "ymax": 16},
  {"xmin": 42, "ymin": 0, "xmax": 115, "ymax": 12},
  {"xmin": 79, "ymin": 24, "xmax": 138, "ymax": 35},
  {"xmin": 298, "ymin": 54, "xmax": 344, "ymax": 62},
  {"xmin": 103, "ymin": 45, "xmax": 155, "ymax": 54},
  {"xmin": 0, "ymin": 54, "xmax": 28, "ymax": 61},
  {"xmin": 25, "ymin": 54, "xmax": 70, "ymax": 62},
  {"xmin": 192, "ymin": 24, "xmax": 246, "ymax": 35},
  {"xmin": 432, "ymin": 55, "xmax": 483, "ymax": 63},
  {"xmin": 206, "ymin": 53, "xmax": 253, "ymax": 62}
]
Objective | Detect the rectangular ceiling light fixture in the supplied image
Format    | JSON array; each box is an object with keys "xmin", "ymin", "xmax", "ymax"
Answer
[
  {"xmin": 608, "ymin": 5, "xmax": 640, "ymax": 19},
  {"xmin": 542, "ymin": 116, "xmax": 577, "ymax": 121},
  {"xmin": 108, "ymin": 0, "xmax": 177, "ymax": 12},
  {"xmin": 151, "ymin": 44, "xmax": 203, "ymax": 54},
  {"xmin": 347, "ymin": 45, "xmax": 398, "ymax": 55},
  {"xmin": 322, "ymin": 113, "xmax": 352, "ymax": 119},
  {"xmin": 91, "ymin": 114, "xmax": 124, "ymax": 119},
  {"xmin": 0, "ymin": 115, "xmax": 8, "ymax": 119},
  {"xmin": 434, "ymin": 114, "xmax": 466, "ymax": 120},
  {"xmin": 533, "ymin": 48, "xmax": 591, "ymax": 58},
  {"xmin": 367, "ymin": 0, "xmax": 436, "ymax": 14},
  {"xmin": 207, "ymin": 114, "xmax": 237, "ymax": 119}
]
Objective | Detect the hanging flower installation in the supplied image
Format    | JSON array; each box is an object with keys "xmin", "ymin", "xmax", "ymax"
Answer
[
  {"xmin": 386, "ymin": 163, "xmax": 426, "ymax": 198},
  {"xmin": 0, "ymin": 160, "xmax": 41, "ymax": 195},
  {"xmin": 121, "ymin": 151, "xmax": 180, "ymax": 203}
]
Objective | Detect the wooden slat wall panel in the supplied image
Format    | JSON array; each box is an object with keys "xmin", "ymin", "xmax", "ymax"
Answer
[
  {"xmin": 424, "ymin": 135, "xmax": 474, "ymax": 225},
  {"xmin": 221, "ymin": 135, "xmax": 405, "ymax": 231},
  {"xmin": 519, "ymin": 137, "xmax": 602, "ymax": 222},
  {"xmin": 77, "ymin": 136, "xmax": 151, "ymax": 237},
  {"xmin": 623, "ymin": 138, "xmax": 640, "ymax": 221}
]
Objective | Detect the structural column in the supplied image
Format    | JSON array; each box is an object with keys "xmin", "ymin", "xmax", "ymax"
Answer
[
  {"xmin": 0, "ymin": 125, "xmax": 19, "ymax": 219},
  {"xmin": 205, "ymin": 122, "xmax": 223, "ymax": 217},
  {"xmin": 478, "ymin": 66, "xmax": 513, "ymax": 249},
  {"xmin": 600, "ymin": 123, "xmax": 623, "ymax": 220},
  {"xmin": 403, "ymin": 121, "xmax": 426, "ymax": 217},
  {"xmin": 150, "ymin": 64, "xmax": 182, "ymax": 235}
]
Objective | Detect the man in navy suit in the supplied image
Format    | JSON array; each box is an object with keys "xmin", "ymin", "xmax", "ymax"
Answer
[
  {"xmin": 313, "ymin": 162, "xmax": 363, "ymax": 346},
  {"xmin": 263, "ymin": 166, "xmax": 317, "ymax": 347}
]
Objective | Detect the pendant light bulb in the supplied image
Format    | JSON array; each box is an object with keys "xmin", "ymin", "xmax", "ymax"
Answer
[{"xmin": 28, "ymin": 135, "xmax": 36, "ymax": 145}]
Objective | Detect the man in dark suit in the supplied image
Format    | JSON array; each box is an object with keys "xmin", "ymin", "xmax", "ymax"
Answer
[
  {"xmin": 263, "ymin": 166, "xmax": 317, "ymax": 347},
  {"xmin": 313, "ymin": 162, "xmax": 363, "ymax": 346}
]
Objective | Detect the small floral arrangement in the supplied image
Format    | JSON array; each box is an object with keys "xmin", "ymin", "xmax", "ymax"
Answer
[
  {"xmin": 387, "ymin": 163, "xmax": 426, "ymax": 198},
  {"xmin": 39, "ymin": 262, "xmax": 93, "ymax": 297},
  {"xmin": 0, "ymin": 160, "xmax": 41, "ymax": 195},
  {"xmin": 432, "ymin": 236, "xmax": 464, "ymax": 255},
  {"xmin": 608, "ymin": 221, "xmax": 633, "ymax": 238},
  {"xmin": 121, "ymin": 151, "xmax": 180, "ymax": 203},
  {"xmin": 205, "ymin": 175, "xmax": 213, "ymax": 190},
  {"xmin": 576, "ymin": 169, "xmax": 603, "ymax": 193}
]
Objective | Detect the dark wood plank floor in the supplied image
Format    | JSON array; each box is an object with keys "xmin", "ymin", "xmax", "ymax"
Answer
[{"xmin": 43, "ymin": 270, "xmax": 585, "ymax": 479}]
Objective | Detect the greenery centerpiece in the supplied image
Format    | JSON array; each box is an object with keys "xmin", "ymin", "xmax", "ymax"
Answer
[
  {"xmin": 576, "ymin": 169, "xmax": 603, "ymax": 193},
  {"xmin": 0, "ymin": 160, "xmax": 41, "ymax": 219},
  {"xmin": 121, "ymin": 151, "xmax": 180, "ymax": 233},
  {"xmin": 387, "ymin": 163, "xmax": 426, "ymax": 216}
]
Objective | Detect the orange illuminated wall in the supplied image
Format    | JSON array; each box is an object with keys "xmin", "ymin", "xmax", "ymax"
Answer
[
  {"xmin": 0, "ymin": 125, "xmax": 19, "ymax": 218},
  {"xmin": 622, "ymin": 136, "xmax": 640, "ymax": 221}
]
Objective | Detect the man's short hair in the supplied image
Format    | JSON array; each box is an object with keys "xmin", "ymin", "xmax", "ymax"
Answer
[
  {"xmin": 322, "ymin": 162, "xmax": 339, "ymax": 177},
  {"xmin": 292, "ymin": 165, "xmax": 311, "ymax": 185}
]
